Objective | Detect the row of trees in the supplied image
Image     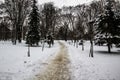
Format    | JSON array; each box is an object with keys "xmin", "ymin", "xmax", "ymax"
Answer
[
  {"xmin": 4, "ymin": 0, "xmax": 31, "ymax": 44},
  {"xmin": 0, "ymin": 0, "xmax": 57, "ymax": 45},
  {"xmin": 0, "ymin": 0, "xmax": 120, "ymax": 55}
]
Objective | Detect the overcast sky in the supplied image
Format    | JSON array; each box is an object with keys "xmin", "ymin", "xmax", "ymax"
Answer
[
  {"xmin": 38, "ymin": 0, "xmax": 93, "ymax": 7},
  {"xmin": 0, "ymin": 0, "xmax": 94, "ymax": 8}
]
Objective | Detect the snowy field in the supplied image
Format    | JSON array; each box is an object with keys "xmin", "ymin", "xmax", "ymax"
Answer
[
  {"xmin": 0, "ymin": 41, "xmax": 60, "ymax": 80},
  {"xmin": 0, "ymin": 40, "xmax": 120, "ymax": 80},
  {"xmin": 65, "ymin": 41, "xmax": 120, "ymax": 80}
]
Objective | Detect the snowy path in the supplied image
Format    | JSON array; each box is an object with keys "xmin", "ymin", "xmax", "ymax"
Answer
[
  {"xmin": 66, "ymin": 43, "xmax": 98, "ymax": 80},
  {"xmin": 34, "ymin": 42, "xmax": 71, "ymax": 80},
  {"xmin": 0, "ymin": 41, "xmax": 120, "ymax": 80}
]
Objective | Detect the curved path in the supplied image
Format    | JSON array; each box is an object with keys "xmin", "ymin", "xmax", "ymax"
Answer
[{"xmin": 36, "ymin": 42, "xmax": 71, "ymax": 80}]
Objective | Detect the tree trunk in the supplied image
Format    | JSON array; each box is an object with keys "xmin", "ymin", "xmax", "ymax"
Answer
[
  {"xmin": 107, "ymin": 38, "xmax": 111, "ymax": 53},
  {"xmin": 64, "ymin": 33, "xmax": 67, "ymax": 41},
  {"xmin": 81, "ymin": 40, "xmax": 84, "ymax": 51},
  {"xmin": 82, "ymin": 43, "xmax": 84, "ymax": 51},
  {"xmin": 12, "ymin": 27, "xmax": 17, "ymax": 45},
  {"xmin": 28, "ymin": 44, "xmax": 30, "ymax": 57},
  {"xmin": 108, "ymin": 43, "xmax": 111, "ymax": 53},
  {"xmin": 17, "ymin": 25, "xmax": 22, "ymax": 43},
  {"xmin": 42, "ymin": 40, "xmax": 45, "ymax": 51},
  {"xmin": 11, "ymin": 21, "xmax": 17, "ymax": 45},
  {"xmin": 76, "ymin": 40, "xmax": 78, "ymax": 48},
  {"xmin": 89, "ymin": 40, "xmax": 94, "ymax": 57}
]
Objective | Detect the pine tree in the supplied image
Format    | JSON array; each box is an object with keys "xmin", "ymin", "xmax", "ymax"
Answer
[
  {"xmin": 26, "ymin": 0, "xmax": 40, "ymax": 46},
  {"xmin": 96, "ymin": 0, "xmax": 120, "ymax": 53}
]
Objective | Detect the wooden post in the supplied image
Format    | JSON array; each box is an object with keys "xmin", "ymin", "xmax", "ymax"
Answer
[{"xmin": 28, "ymin": 44, "xmax": 30, "ymax": 57}]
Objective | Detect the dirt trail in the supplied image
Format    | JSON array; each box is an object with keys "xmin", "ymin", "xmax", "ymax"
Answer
[{"xmin": 36, "ymin": 42, "xmax": 70, "ymax": 80}]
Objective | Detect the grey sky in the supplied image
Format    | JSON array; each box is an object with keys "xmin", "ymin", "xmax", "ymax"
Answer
[
  {"xmin": 38, "ymin": 0, "xmax": 93, "ymax": 7},
  {"xmin": 0, "ymin": 0, "xmax": 3, "ymax": 2},
  {"xmin": 0, "ymin": 0, "xmax": 94, "ymax": 8}
]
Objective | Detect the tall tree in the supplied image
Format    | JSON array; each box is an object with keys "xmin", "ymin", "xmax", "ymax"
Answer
[
  {"xmin": 75, "ymin": 4, "xmax": 87, "ymax": 50},
  {"xmin": 42, "ymin": 2, "xmax": 56, "ymax": 39},
  {"xmin": 87, "ymin": 2, "xmax": 98, "ymax": 57},
  {"xmin": 26, "ymin": 0, "xmax": 40, "ymax": 46},
  {"xmin": 96, "ymin": 0, "xmax": 120, "ymax": 53},
  {"xmin": 4, "ymin": 0, "xmax": 31, "ymax": 44}
]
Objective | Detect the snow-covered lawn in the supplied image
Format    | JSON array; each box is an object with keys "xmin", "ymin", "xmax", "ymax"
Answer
[
  {"xmin": 0, "ymin": 41, "xmax": 59, "ymax": 80},
  {"xmin": 0, "ymin": 40, "xmax": 120, "ymax": 80},
  {"xmin": 65, "ymin": 41, "xmax": 120, "ymax": 80}
]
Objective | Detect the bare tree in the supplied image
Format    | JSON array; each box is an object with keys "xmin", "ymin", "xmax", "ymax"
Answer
[
  {"xmin": 75, "ymin": 4, "xmax": 87, "ymax": 50},
  {"xmin": 86, "ymin": 1, "xmax": 101, "ymax": 57},
  {"xmin": 41, "ymin": 2, "xmax": 56, "ymax": 39},
  {"xmin": 4, "ymin": 0, "xmax": 31, "ymax": 44}
]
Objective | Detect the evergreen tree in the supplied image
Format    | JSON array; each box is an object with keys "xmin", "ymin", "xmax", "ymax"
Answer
[
  {"xmin": 96, "ymin": 0, "xmax": 120, "ymax": 53},
  {"xmin": 26, "ymin": 0, "xmax": 40, "ymax": 46}
]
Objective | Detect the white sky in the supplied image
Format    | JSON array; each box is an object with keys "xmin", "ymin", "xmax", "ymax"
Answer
[
  {"xmin": 0, "ymin": 0, "xmax": 94, "ymax": 8},
  {"xmin": 38, "ymin": 0, "xmax": 94, "ymax": 8},
  {"xmin": 0, "ymin": 0, "xmax": 3, "ymax": 2}
]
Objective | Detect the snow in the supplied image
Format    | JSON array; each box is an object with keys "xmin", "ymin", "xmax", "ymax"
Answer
[
  {"xmin": 65, "ymin": 41, "xmax": 120, "ymax": 80},
  {"xmin": 0, "ymin": 40, "xmax": 120, "ymax": 80},
  {"xmin": 0, "ymin": 41, "xmax": 59, "ymax": 80}
]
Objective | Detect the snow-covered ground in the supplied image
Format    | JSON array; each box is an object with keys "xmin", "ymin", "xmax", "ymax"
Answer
[
  {"xmin": 0, "ymin": 40, "xmax": 120, "ymax": 80},
  {"xmin": 0, "ymin": 41, "xmax": 59, "ymax": 80},
  {"xmin": 65, "ymin": 41, "xmax": 120, "ymax": 80}
]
